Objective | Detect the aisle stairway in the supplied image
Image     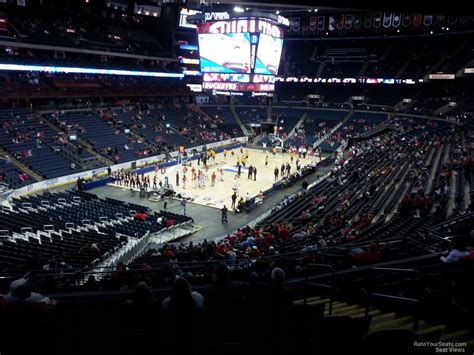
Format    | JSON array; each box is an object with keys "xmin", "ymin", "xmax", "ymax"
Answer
[{"xmin": 295, "ymin": 296, "xmax": 474, "ymax": 349}]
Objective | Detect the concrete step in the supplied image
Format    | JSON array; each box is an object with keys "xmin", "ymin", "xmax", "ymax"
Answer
[
  {"xmin": 370, "ymin": 312, "xmax": 397, "ymax": 323},
  {"xmin": 441, "ymin": 329, "xmax": 471, "ymax": 342},
  {"xmin": 294, "ymin": 297, "xmax": 328, "ymax": 305},
  {"xmin": 329, "ymin": 307, "xmax": 367, "ymax": 318},
  {"xmin": 370, "ymin": 315, "xmax": 414, "ymax": 332},
  {"xmin": 325, "ymin": 304, "xmax": 360, "ymax": 315},
  {"xmin": 417, "ymin": 324, "xmax": 447, "ymax": 337}
]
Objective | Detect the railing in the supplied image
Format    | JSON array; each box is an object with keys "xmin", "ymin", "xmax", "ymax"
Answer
[
  {"xmin": 361, "ymin": 288, "xmax": 421, "ymax": 330},
  {"xmin": 304, "ymin": 263, "xmax": 336, "ymax": 315}
]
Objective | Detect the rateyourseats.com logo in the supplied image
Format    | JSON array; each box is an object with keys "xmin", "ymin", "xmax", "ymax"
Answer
[{"xmin": 413, "ymin": 341, "xmax": 467, "ymax": 353}]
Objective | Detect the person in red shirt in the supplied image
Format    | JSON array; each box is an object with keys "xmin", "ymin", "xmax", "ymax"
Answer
[
  {"xmin": 215, "ymin": 242, "xmax": 229, "ymax": 258},
  {"xmin": 263, "ymin": 232, "xmax": 274, "ymax": 246},
  {"xmin": 251, "ymin": 246, "xmax": 261, "ymax": 257},
  {"xmin": 415, "ymin": 190, "xmax": 428, "ymax": 216},
  {"xmin": 163, "ymin": 248, "xmax": 175, "ymax": 258},
  {"xmin": 279, "ymin": 226, "xmax": 290, "ymax": 242},
  {"xmin": 165, "ymin": 218, "xmax": 175, "ymax": 227},
  {"xmin": 134, "ymin": 211, "xmax": 149, "ymax": 221}
]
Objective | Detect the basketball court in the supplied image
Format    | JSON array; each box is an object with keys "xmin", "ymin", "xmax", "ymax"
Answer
[{"xmin": 107, "ymin": 147, "xmax": 321, "ymax": 212}]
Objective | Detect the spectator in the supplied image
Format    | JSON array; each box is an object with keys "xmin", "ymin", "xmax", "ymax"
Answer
[
  {"xmin": 134, "ymin": 211, "xmax": 149, "ymax": 221},
  {"xmin": 270, "ymin": 267, "xmax": 293, "ymax": 307},
  {"xmin": 440, "ymin": 247, "xmax": 469, "ymax": 264},
  {"xmin": 162, "ymin": 276, "xmax": 204, "ymax": 312},
  {"xmin": 89, "ymin": 243, "xmax": 101, "ymax": 253}
]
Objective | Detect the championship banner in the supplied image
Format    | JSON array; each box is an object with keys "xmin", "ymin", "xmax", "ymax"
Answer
[
  {"xmin": 310, "ymin": 16, "xmax": 317, "ymax": 32},
  {"xmin": 383, "ymin": 13, "xmax": 392, "ymax": 28},
  {"xmin": 402, "ymin": 14, "xmax": 411, "ymax": 27},
  {"xmin": 353, "ymin": 14, "xmax": 362, "ymax": 29},
  {"xmin": 373, "ymin": 13, "xmax": 382, "ymax": 28},
  {"xmin": 413, "ymin": 14, "xmax": 422, "ymax": 27},
  {"xmin": 364, "ymin": 13, "xmax": 373, "ymax": 28},
  {"xmin": 328, "ymin": 16, "xmax": 336, "ymax": 31},
  {"xmin": 287, "ymin": 18, "xmax": 295, "ymax": 32},
  {"xmin": 293, "ymin": 17, "xmax": 300, "ymax": 32},
  {"xmin": 336, "ymin": 15, "xmax": 345, "ymax": 30},
  {"xmin": 447, "ymin": 16, "xmax": 458, "ymax": 25},
  {"xmin": 392, "ymin": 14, "xmax": 401, "ymax": 27},
  {"xmin": 301, "ymin": 21, "xmax": 309, "ymax": 32},
  {"xmin": 345, "ymin": 14, "xmax": 353, "ymax": 29},
  {"xmin": 423, "ymin": 15, "xmax": 433, "ymax": 26},
  {"xmin": 317, "ymin": 16, "xmax": 325, "ymax": 31}
]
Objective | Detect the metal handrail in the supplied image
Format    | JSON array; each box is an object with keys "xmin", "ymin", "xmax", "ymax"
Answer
[
  {"xmin": 361, "ymin": 288, "xmax": 421, "ymax": 330},
  {"xmin": 305, "ymin": 263, "xmax": 336, "ymax": 314},
  {"xmin": 371, "ymin": 267, "xmax": 421, "ymax": 275}
]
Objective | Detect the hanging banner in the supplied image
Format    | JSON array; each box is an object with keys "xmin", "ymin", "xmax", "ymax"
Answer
[
  {"xmin": 336, "ymin": 15, "xmax": 345, "ymax": 30},
  {"xmin": 423, "ymin": 15, "xmax": 433, "ymax": 26},
  {"xmin": 353, "ymin": 14, "xmax": 362, "ymax": 29},
  {"xmin": 317, "ymin": 16, "xmax": 325, "ymax": 31},
  {"xmin": 364, "ymin": 13, "xmax": 373, "ymax": 28},
  {"xmin": 383, "ymin": 13, "xmax": 392, "ymax": 28},
  {"xmin": 345, "ymin": 14, "xmax": 354, "ymax": 29},
  {"xmin": 447, "ymin": 16, "xmax": 458, "ymax": 25},
  {"xmin": 373, "ymin": 13, "xmax": 382, "ymax": 28},
  {"xmin": 310, "ymin": 16, "xmax": 317, "ymax": 32},
  {"xmin": 328, "ymin": 16, "xmax": 336, "ymax": 31},
  {"xmin": 293, "ymin": 17, "xmax": 300, "ymax": 32},
  {"xmin": 392, "ymin": 13, "xmax": 401, "ymax": 27},
  {"xmin": 413, "ymin": 14, "xmax": 422, "ymax": 27},
  {"xmin": 402, "ymin": 14, "xmax": 411, "ymax": 27}
]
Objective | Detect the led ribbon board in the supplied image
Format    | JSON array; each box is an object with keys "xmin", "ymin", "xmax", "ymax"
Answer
[{"xmin": 0, "ymin": 64, "xmax": 185, "ymax": 78}]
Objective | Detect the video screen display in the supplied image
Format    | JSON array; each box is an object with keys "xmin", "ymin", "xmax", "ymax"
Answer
[
  {"xmin": 202, "ymin": 82, "xmax": 275, "ymax": 92},
  {"xmin": 252, "ymin": 74, "xmax": 276, "ymax": 83},
  {"xmin": 198, "ymin": 33, "xmax": 251, "ymax": 73},
  {"xmin": 254, "ymin": 34, "xmax": 283, "ymax": 75},
  {"xmin": 203, "ymin": 72, "xmax": 251, "ymax": 82}
]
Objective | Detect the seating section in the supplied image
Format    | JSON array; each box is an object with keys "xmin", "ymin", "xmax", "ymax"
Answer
[
  {"xmin": 235, "ymin": 106, "xmax": 268, "ymax": 126},
  {"xmin": 6, "ymin": 12, "xmax": 167, "ymax": 57},
  {"xmin": 271, "ymin": 107, "xmax": 305, "ymax": 135},
  {"xmin": 0, "ymin": 155, "xmax": 34, "ymax": 189},
  {"xmin": 48, "ymin": 110, "xmax": 148, "ymax": 163},
  {"xmin": 0, "ymin": 109, "xmax": 82, "ymax": 179},
  {"xmin": 0, "ymin": 190, "xmax": 192, "ymax": 275},
  {"xmin": 284, "ymin": 37, "xmax": 473, "ymax": 80},
  {"xmin": 199, "ymin": 106, "xmax": 243, "ymax": 138}
]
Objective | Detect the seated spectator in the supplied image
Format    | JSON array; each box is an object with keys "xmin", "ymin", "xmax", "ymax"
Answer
[
  {"xmin": 270, "ymin": 267, "xmax": 293, "ymax": 308},
  {"xmin": 89, "ymin": 243, "xmax": 101, "ymax": 253},
  {"xmin": 440, "ymin": 247, "xmax": 469, "ymax": 263},
  {"xmin": 134, "ymin": 211, "xmax": 149, "ymax": 221},
  {"xmin": 162, "ymin": 277, "xmax": 204, "ymax": 312},
  {"xmin": 165, "ymin": 218, "xmax": 175, "ymax": 227}
]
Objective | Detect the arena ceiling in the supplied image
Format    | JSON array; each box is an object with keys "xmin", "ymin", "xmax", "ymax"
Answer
[{"xmin": 209, "ymin": 0, "xmax": 473, "ymax": 15}]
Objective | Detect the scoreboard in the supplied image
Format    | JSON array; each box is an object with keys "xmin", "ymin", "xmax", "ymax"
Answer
[{"xmin": 187, "ymin": 11, "xmax": 288, "ymax": 92}]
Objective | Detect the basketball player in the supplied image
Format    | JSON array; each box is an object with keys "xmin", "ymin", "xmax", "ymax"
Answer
[
  {"xmin": 182, "ymin": 174, "xmax": 187, "ymax": 189},
  {"xmin": 265, "ymin": 155, "xmax": 269, "ymax": 167},
  {"xmin": 211, "ymin": 171, "xmax": 217, "ymax": 186},
  {"xmin": 223, "ymin": 149, "xmax": 228, "ymax": 159}
]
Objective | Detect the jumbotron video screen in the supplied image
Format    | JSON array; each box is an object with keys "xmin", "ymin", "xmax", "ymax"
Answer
[{"xmin": 196, "ymin": 17, "xmax": 285, "ymax": 92}]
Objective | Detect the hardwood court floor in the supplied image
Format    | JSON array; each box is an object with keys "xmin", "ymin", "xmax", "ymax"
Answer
[{"xmin": 108, "ymin": 148, "xmax": 320, "ymax": 212}]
